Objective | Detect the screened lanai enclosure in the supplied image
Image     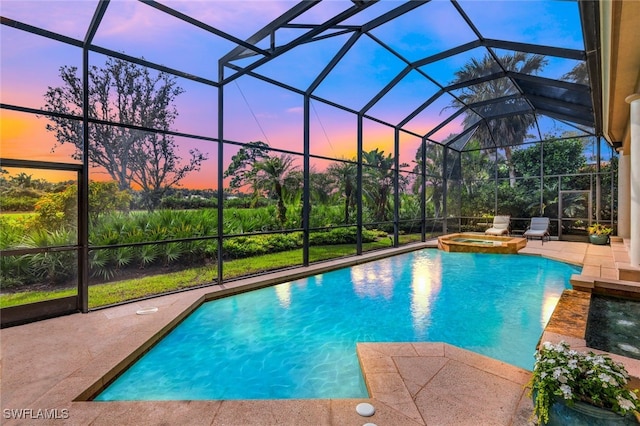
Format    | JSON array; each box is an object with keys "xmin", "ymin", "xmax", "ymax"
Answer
[{"xmin": 0, "ymin": 0, "xmax": 616, "ymax": 326}]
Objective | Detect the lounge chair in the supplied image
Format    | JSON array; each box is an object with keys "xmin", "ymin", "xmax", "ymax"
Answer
[
  {"xmin": 485, "ymin": 215, "xmax": 510, "ymax": 236},
  {"xmin": 523, "ymin": 217, "xmax": 550, "ymax": 244}
]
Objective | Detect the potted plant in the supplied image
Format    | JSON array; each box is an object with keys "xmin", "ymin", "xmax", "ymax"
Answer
[
  {"xmin": 528, "ymin": 341, "xmax": 640, "ymax": 425},
  {"xmin": 588, "ymin": 223, "xmax": 613, "ymax": 245}
]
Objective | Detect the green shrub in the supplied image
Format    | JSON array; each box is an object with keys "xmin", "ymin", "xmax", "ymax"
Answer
[
  {"xmin": 224, "ymin": 197, "xmax": 269, "ymax": 209},
  {"xmin": 36, "ymin": 181, "xmax": 131, "ymax": 230},
  {"xmin": 28, "ymin": 249, "xmax": 77, "ymax": 284},
  {"xmin": 0, "ymin": 254, "xmax": 34, "ymax": 288},
  {"xmin": 308, "ymin": 204, "xmax": 344, "ymax": 228},
  {"xmin": 160, "ymin": 195, "xmax": 216, "ymax": 210},
  {"xmin": 309, "ymin": 227, "xmax": 380, "ymax": 245},
  {"xmin": 0, "ymin": 185, "xmax": 44, "ymax": 212},
  {"xmin": 0, "ymin": 194, "xmax": 39, "ymax": 211},
  {"xmin": 0, "ymin": 216, "xmax": 26, "ymax": 249},
  {"xmin": 89, "ymin": 248, "xmax": 116, "ymax": 281},
  {"xmin": 89, "ymin": 181, "xmax": 131, "ymax": 217},
  {"xmin": 224, "ymin": 207, "xmax": 277, "ymax": 233},
  {"xmin": 223, "ymin": 233, "xmax": 302, "ymax": 258},
  {"xmin": 0, "ymin": 229, "xmax": 77, "ymax": 287},
  {"xmin": 35, "ymin": 187, "xmax": 77, "ymax": 229}
]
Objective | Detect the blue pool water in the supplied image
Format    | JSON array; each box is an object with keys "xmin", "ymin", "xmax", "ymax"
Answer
[{"xmin": 95, "ymin": 250, "xmax": 579, "ymax": 401}]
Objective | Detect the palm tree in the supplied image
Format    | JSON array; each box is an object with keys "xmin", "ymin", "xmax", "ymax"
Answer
[
  {"xmin": 254, "ymin": 154, "xmax": 298, "ymax": 226},
  {"xmin": 327, "ymin": 161, "xmax": 357, "ymax": 224},
  {"xmin": 413, "ymin": 143, "xmax": 444, "ymax": 217},
  {"xmin": 449, "ymin": 52, "xmax": 547, "ymax": 187},
  {"xmin": 10, "ymin": 172, "xmax": 33, "ymax": 188},
  {"xmin": 362, "ymin": 149, "xmax": 408, "ymax": 223},
  {"xmin": 308, "ymin": 168, "xmax": 335, "ymax": 206},
  {"xmin": 562, "ymin": 62, "xmax": 588, "ymax": 85},
  {"xmin": 459, "ymin": 140, "xmax": 494, "ymax": 217}
]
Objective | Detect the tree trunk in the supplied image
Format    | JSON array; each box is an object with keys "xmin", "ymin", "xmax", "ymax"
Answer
[
  {"xmin": 344, "ymin": 188, "xmax": 351, "ymax": 224},
  {"xmin": 275, "ymin": 183, "xmax": 287, "ymax": 226},
  {"xmin": 504, "ymin": 146, "xmax": 516, "ymax": 188}
]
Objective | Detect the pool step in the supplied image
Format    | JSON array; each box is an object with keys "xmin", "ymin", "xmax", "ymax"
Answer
[
  {"xmin": 571, "ymin": 274, "xmax": 640, "ymax": 300},
  {"xmin": 611, "ymin": 237, "xmax": 640, "ymax": 283}
]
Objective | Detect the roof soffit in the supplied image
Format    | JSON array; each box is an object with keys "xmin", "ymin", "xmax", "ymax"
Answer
[{"xmin": 601, "ymin": 0, "xmax": 640, "ymax": 152}]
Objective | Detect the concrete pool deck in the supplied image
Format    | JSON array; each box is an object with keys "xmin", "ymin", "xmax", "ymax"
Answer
[{"xmin": 2, "ymin": 239, "xmax": 639, "ymax": 425}]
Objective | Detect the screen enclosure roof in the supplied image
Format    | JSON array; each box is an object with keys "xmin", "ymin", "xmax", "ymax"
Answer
[{"xmin": 1, "ymin": 0, "xmax": 602, "ymax": 152}]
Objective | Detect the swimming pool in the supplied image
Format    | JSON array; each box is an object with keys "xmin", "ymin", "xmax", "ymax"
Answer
[{"xmin": 95, "ymin": 249, "xmax": 579, "ymax": 401}]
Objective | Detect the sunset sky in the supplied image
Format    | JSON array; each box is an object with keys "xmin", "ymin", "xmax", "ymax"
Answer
[{"xmin": 1, "ymin": 0, "xmax": 588, "ymax": 189}]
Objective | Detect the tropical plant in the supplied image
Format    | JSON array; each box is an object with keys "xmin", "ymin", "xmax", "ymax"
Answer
[
  {"xmin": 412, "ymin": 143, "xmax": 444, "ymax": 218},
  {"xmin": 9, "ymin": 172, "xmax": 33, "ymax": 188},
  {"xmin": 362, "ymin": 148, "xmax": 408, "ymax": 223},
  {"xmin": 304, "ymin": 168, "xmax": 331, "ymax": 205},
  {"xmin": 397, "ymin": 191, "xmax": 418, "ymax": 218},
  {"xmin": 510, "ymin": 137, "xmax": 587, "ymax": 178},
  {"xmin": 449, "ymin": 52, "xmax": 548, "ymax": 187},
  {"xmin": 307, "ymin": 204, "xmax": 343, "ymax": 229},
  {"xmin": 20, "ymin": 229, "xmax": 77, "ymax": 284},
  {"xmin": 327, "ymin": 160, "xmax": 357, "ymax": 224},
  {"xmin": 160, "ymin": 242, "xmax": 184, "ymax": 266},
  {"xmin": 562, "ymin": 61, "xmax": 589, "ymax": 85},
  {"xmin": 88, "ymin": 249, "xmax": 118, "ymax": 281},
  {"xmin": 0, "ymin": 253, "xmax": 33, "ymax": 288},
  {"xmin": 136, "ymin": 244, "xmax": 159, "ymax": 268},
  {"xmin": 253, "ymin": 154, "xmax": 299, "ymax": 226},
  {"xmin": 588, "ymin": 223, "xmax": 613, "ymax": 236},
  {"xmin": 458, "ymin": 141, "xmax": 495, "ymax": 217},
  {"xmin": 528, "ymin": 341, "xmax": 639, "ymax": 424},
  {"xmin": 223, "ymin": 142, "xmax": 299, "ymax": 226}
]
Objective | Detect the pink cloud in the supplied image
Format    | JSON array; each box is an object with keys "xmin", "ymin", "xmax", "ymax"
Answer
[{"xmin": 286, "ymin": 107, "xmax": 303, "ymax": 114}]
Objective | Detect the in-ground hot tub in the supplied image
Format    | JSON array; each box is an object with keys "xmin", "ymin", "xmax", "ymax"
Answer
[
  {"xmin": 586, "ymin": 294, "xmax": 640, "ymax": 361},
  {"xmin": 438, "ymin": 233, "xmax": 527, "ymax": 254}
]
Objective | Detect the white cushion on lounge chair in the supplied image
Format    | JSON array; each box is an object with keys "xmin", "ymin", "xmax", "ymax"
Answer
[
  {"xmin": 485, "ymin": 215, "xmax": 510, "ymax": 236},
  {"xmin": 523, "ymin": 217, "xmax": 550, "ymax": 243}
]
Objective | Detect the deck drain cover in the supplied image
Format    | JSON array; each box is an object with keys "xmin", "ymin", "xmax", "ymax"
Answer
[
  {"xmin": 136, "ymin": 307, "xmax": 158, "ymax": 315},
  {"xmin": 356, "ymin": 403, "xmax": 375, "ymax": 417}
]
